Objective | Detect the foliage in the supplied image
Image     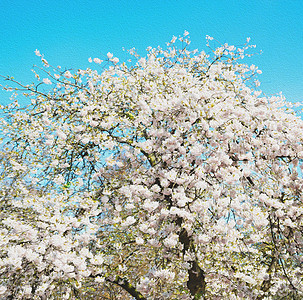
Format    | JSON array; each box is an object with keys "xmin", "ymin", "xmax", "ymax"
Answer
[{"xmin": 0, "ymin": 33, "xmax": 302, "ymax": 299}]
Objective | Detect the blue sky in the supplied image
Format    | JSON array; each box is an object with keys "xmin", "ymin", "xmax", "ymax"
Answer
[{"xmin": 0, "ymin": 0, "xmax": 302, "ymax": 105}]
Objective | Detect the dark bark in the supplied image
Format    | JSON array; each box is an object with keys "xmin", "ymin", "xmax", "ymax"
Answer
[
  {"xmin": 256, "ymin": 256, "xmax": 276, "ymax": 300},
  {"xmin": 187, "ymin": 261, "xmax": 206, "ymax": 298},
  {"xmin": 179, "ymin": 227, "xmax": 190, "ymax": 255},
  {"xmin": 89, "ymin": 274, "xmax": 146, "ymax": 300},
  {"xmin": 107, "ymin": 276, "xmax": 147, "ymax": 300},
  {"xmin": 178, "ymin": 224, "xmax": 206, "ymax": 299}
]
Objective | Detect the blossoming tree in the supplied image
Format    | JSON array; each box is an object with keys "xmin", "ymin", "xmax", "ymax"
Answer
[{"xmin": 0, "ymin": 33, "xmax": 302, "ymax": 299}]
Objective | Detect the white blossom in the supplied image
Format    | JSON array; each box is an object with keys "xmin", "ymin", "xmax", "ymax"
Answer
[{"xmin": 1, "ymin": 35, "xmax": 302, "ymax": 299}]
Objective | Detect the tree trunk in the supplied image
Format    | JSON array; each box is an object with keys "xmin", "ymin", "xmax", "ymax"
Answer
[{"xmin": 179, "ymin": 226, "xmax": 206, "ymax": 299}]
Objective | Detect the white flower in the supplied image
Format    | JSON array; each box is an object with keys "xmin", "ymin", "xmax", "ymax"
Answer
[
  {"xmin": 160, "ymin": 178, "xmax": 169, "ymax": 188},
  {"xmin": 136, "ymin": 237, "xmax": 144, "ymax": 245},
  {"xmin": 56, "ymin": 129, "xmax": 67, "ymax": 140},
  {"xmin": 170, "ymin": 36, "xmax": 177, "ymax": 43},
  {"xmin": 43, "ymin": 78, "xmax": 52, "ymax": 85},
  {"xmin": 284, "ymin": 218, "xmax": 296, "ymax": 228},
  {"xmin": 95, "ymin": 276, "xmax": 105, "ymax": 283},
  {"xmin": 50, "ymin": 159, "xmax": 59, "ymax": 167},
  {"xmin": 0, "ymin": 286, "xmax": 7, "ymax": 295},
  {"xmin": 35, "ymin": 49, "xmax": 41, "ymax": 56},
  {"xmin": 25, "ymin": 249, "xmax": 39, "ymax": 262},
  {"xmin": 198, "ymin": 234, "xmax": 210, "ymax": 244},
  {"xmin": 163, "ymin": 233, "xmax": 178, "ymax": 248},
  {"xmin": 107, "ymin": 52, "xmax": 113, "ymax": 59},
  {"xmin": 136, "ymin": 277, "xmax": 152, "ymax": 293},
  {"xmin": 153, "ymin": 269, "xmax": 175, "ymax": 281},
  {"xmin": 36, "ymin": 283, "xmax": 49, "ymax": 294},
  {"xmin": 118, "ymin": 264, "xmax": 127, "ymax": 272},
  {"xmin": 81, "ymin": 136, "xmax": 90, "ymax": 144},
  {"xmin": 23, "ymin": 285, "xmax": 32, "ymax": 295},
  {"xmin": 142, "ymin": 199, "xmax": 159, "ymax": 212},
  {"xmin": 80, "ymin": 248, "xmax": 93, "ymax": 258},
  {"xmin": 91, "ymin": 254, "xmax": 104, "ymax": 265},
  {"xmin": 35, "ymin": 242, "xmax": 47, "ymax": 254},
  {"xmin": 93, "ymin": 58, "xmax": 102, "ymax": 64},
  {"xmin": 50, "ymin": 235, "xmax": 65, "ymax": 248},
  {"xmin": 122, "ymin": 216, "xmax": 136, "ymax": 227},
  {"xmin": 112, "ymin": 57, "xmax": 119, "ymax": 64},
  {"xmin": 11, "ymin": 161, "xmax": 26, "ymax": 171},
  {"xmin": 64, "ymin": 71, "xmax": 72, "ymax": 78}
]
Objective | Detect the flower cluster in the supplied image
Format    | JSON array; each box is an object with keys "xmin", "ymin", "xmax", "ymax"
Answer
[{"xmin": 0, "ymin": 33, "xmax": 302, "ymax": 299}]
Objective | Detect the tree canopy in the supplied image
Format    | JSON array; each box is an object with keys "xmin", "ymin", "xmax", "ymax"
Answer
[{"xmin": 0, "ymin": 33, "xmax": 302, "ymax": 299}]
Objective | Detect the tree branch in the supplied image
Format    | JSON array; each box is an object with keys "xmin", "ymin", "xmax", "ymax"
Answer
[
  {"xmin": 178, "ymin": 222, "xmax": 206, "ymax": 299},
  {"xmin": 106, "ymin": 276, "xmax": 146, "ymax": 300}
]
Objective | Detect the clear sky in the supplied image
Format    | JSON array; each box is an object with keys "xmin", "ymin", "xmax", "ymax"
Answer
[{"xmin": 0, "ymin": 0, "xmax": 302, "ymax": 105}]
